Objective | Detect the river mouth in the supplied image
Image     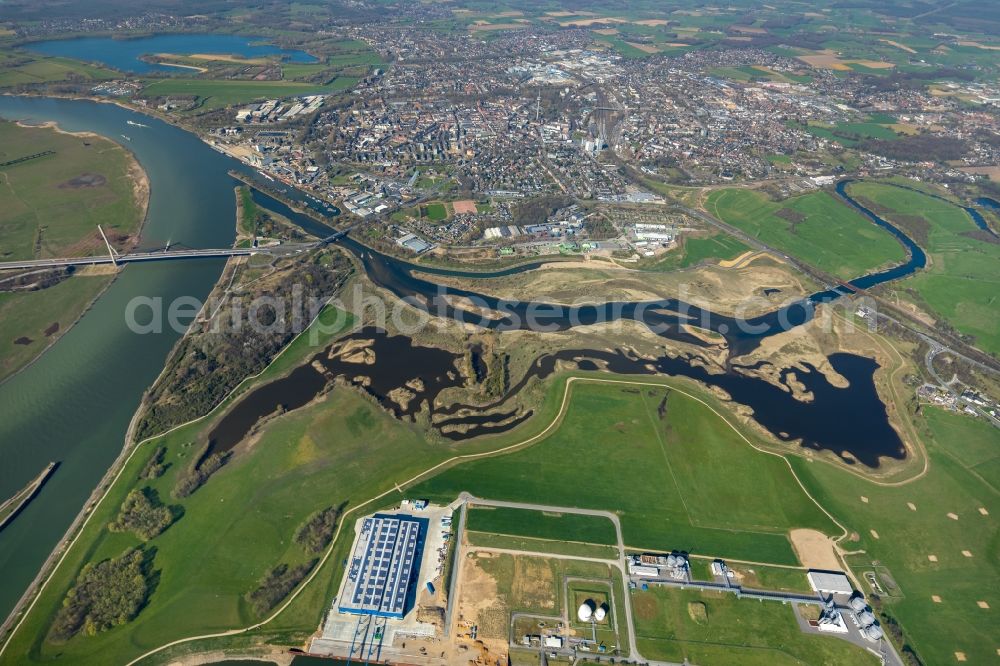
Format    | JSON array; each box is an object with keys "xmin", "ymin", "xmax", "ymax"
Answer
[{"xmin": 205, "ymin": 327, "xmax": 905, "ymax": 468}]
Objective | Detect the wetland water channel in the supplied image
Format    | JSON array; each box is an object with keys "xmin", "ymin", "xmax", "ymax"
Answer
[{"xmin": 0, "ymin": 95, "xmax": 989, "ymax": 624}]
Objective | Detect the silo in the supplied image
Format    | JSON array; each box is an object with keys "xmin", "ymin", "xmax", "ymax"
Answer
[
  {"xmin": 858, "ymin": 610, "xmax": 876, "ymax": 626},
  {"xmin": 849, "ymin": 595, "xmax": 867, "ymax": 612},
  {"xmin": 864, "ymin": 624, "xmax": 884, "ymax": 641},
  {"xmin": 594, "ymin": 605, "xmax": 607, "ymax": 622},
  {"xmin": 578, "ymin": 601, "xmax": 594, "ymax": 622}
]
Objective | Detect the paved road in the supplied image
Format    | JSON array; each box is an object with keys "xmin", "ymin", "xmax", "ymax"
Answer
[
  {"xmin": 0, "ymin": 244, "xmax": 318, "ymax": 271},
  {"xmin": 458, "ymin": 494, "xmax": 907, "ymax": 666},
  {"xmin": 457, "ymin": 493, "xmax": 644, "ymax": 663}
]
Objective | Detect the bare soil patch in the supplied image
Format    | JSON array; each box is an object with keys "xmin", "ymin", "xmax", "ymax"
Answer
[{"xmin": 789, "ymin": 528, "xmax": 841, "ymax": 570}]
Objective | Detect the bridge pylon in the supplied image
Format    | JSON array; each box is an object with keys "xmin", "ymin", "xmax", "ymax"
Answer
[{"xmin": 97, "ymin": 225, "xmax": 119, "ymax": 266}]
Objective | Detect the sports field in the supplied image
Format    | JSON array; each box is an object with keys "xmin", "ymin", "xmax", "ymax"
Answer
[
  {"xmin": 412, "ymin": 382, "xmax": 840, "ymax": 564},
  {"xmin": 423, "ymin": 202, "xmax": 448, "ymax": 221},
  {"xmin": 633, "ymin": 587, "xmax": 877, "ymax": 665},
  {"xmin": 845, "ymin": 182, "xmax": 1000, "ymax": 355},
  {"xmin": 705, "ymin": 188, "xmax": 905, "ymax": 280},
  {"xmin": 790, "ymin": 406, "xmax": 1000, "ymax": 665}
]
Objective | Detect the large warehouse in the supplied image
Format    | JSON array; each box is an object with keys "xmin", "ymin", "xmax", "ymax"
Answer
[{"xmin": 338, "ymin": 513, "xmax": 428, "ymax": 619}]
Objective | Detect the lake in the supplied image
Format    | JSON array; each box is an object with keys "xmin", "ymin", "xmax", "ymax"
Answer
[{"xmin": 26, "ymin": 33, "xmax": 317, "ymax": 74}]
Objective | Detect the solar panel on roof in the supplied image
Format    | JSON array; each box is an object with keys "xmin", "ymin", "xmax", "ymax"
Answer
[{"xmin": 338, "ymin": 513, "xmax": 427, "ymax": 619}]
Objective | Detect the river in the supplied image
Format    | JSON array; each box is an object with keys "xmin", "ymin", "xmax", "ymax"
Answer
[
  {"xmin": 0, "ymin": 94, "xmax": 980, "ymax": 625},
  {"xmin": 0, "ymin": 96, "xmax": 237, "ymax": 619}
]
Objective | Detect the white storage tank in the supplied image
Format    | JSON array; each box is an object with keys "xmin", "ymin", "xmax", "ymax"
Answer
[
  {"xmin": 864, "ymin": 624, "xmax": 884, "ymax": 641},
  {"xmin": 594, "ymin": 605, "xmax": 607, "ymax": 622},
  {"xmin": 849, "ymin": 595, "xmax": 867, "ymax": 612},
  {"xmin": 858, "ymin": 610, "xmax": 876, "ymax": 626},
  {"xmin": 577, "ymin": 601, "xmax": 594, "ymax": 622}
]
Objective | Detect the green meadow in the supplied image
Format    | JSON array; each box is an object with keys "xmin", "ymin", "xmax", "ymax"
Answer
[
  {"xmin": 0, "ymin": 55, "xmax": 116, "ymax": 88},
  {"xmin": 643, "ymin": 232, "xmax": 749, "ymax": 271},
  {"xmin": 705, "ymin": 188, "xmax": 906, "ymax": 279},
  {"xmin": 846, "ymin": 182, "xmax": 1000, "ymax": 355},
  {"xmin": 466, "ymin": 506, "xmax": 618, "ymax": 545},
  {"xmin": 0, "ymin": 120, "xmax": 143, "ymax": 381},
  {"xmin": 4, "ymin": 385, "xmax": 453, "ymax": 665},
  {"xmin": 791, "ymin": 406, "xmax": 1000, "ymax": 665},
  {"xmin": 412, "ymin": 383, "xmax": 839, "ymax": 564},
  {"xmin": 633, "ymin": 587, "xmax": 877, "ymax": 665},
  {"xmin": 0, "ymin": 274, "xmax": 111, "ymax": 381},
  {"xmin": 0, "ymin": 120, "xmax": 143, "ymax": 260}
]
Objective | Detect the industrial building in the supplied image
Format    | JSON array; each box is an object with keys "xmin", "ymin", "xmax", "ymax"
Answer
[
  {"xmin": 338, "ymin": 513, "xmax": 428, "ymax": 619},
  {"xmin": 806, "ymin": 570, "xmax": 854, "ymax": 596}
]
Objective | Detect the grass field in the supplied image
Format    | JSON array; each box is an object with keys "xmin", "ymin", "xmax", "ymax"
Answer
[
  {"xmin": 4, "ymin": 385, "xmax": 452, "ymax": 665},
  {"xmin": 412, "ymin": 383, "xmax": 840, "ymax": 565},
  {"xmin": 0, "ymin": 55, "xmax": 116, "ymax": 88},
  {"xmin": 466, "ymin": 506, "xmax": 618, "ymax": 545},
  {"xmin": 141, "ymin": 76, "xmax": 357, "ymax": 111},
  {"xmin": 845, "ymin": 182, "xmax": 1000, "ymax": 355},
  {"xmin": 790, "ymin": 406, "xmax": 1000, "ymax": 665},
  {"xmin": 423, "ymin": 202, "xmax": 448, "ymax": 221},
  {"xmin": 633, "ymin": 587, "xmax": 877, "ymax": 665},
  {"xmin": 705, "ymin": 188, "xmax": 906, "ymax": 279},
  {"xmin": 0, "ymin": 121, "xmax": 143, "ymax": 260},
  {"xmin": 800, "ymin": 118, "xmax": 899, "ymax": 147},
  {"xmin": 0, "ymin": 120, "xmax": 143, "ymax": 381},
  {"xmin": 0, "ymin": 273, "xmax": 112, "ymax": 382},
  {"xmin": 465, "ymin": 531, "xmax": 619, "ymax": 560},
  {"xmin": 643, "ymin": 232, "xmax": 749, "ymax": 271}
]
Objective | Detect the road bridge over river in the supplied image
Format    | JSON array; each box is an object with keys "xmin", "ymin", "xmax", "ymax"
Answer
[{"xmin": 0, "ymin": 240, "xmax": 352, "ymax": 273}]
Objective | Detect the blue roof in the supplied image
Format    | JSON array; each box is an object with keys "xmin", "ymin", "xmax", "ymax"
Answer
[{"xmin": 338, "ymin": 513, "xmax": 427, "ymax": 619}]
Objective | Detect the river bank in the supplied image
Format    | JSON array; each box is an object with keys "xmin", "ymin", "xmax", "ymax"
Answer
[{"xmin": 0, "ymin": 117, "xmax": 151, "ymax": 384}]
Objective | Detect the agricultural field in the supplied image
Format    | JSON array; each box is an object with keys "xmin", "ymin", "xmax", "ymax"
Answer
[
  {"xmin": 798, "ymin": 116, "xmax": 901, "ymax": 147},
  {"xmin": 632, "ymin": 587, "xmax": 878, "ymax": 665},
  {"xmin": 466, "ymin": 506, "xmax": 617, "ymax": 545},
  {"xmin": 412, "ymin": 382, "xmax": 840, "ymax": 565},
  {"xmin": 844, "ymin": 181, "xmax": 1000, "ymax": 355},
  {"xmin": 790, "ymin": 406, "xmax": 1000, "ymax": 666},
  {"xmin": 705, "ymin": 188, "xmax": 906, "ymax": 280}
]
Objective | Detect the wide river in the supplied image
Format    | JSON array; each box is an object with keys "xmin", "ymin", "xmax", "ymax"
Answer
[
  {"xmin": 0, "ymin": 96, "xmax": 238, "ymax": 618},
  {"xmin": 0, "ymin": 94, "xmax": 987, "ymax": 624}
]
